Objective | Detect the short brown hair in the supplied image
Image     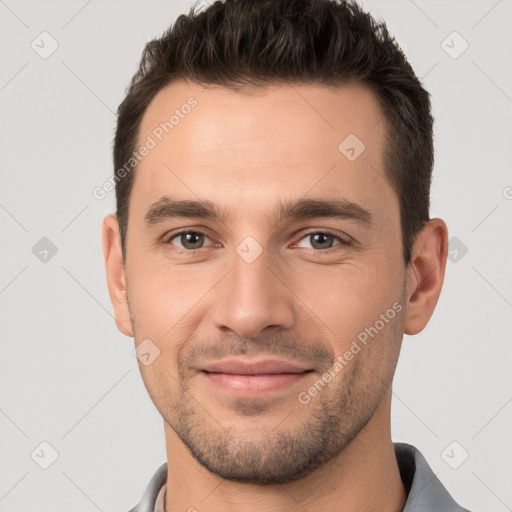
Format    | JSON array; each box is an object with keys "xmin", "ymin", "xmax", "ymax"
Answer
[{"xmin": 114, "ymin": 0, "xmax": 434, "ymax": 264}]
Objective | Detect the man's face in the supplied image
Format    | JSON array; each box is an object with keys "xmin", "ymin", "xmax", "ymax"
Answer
[{"xmin": 121, "ymin": 80, "xmax": 408, "ymax": 483}]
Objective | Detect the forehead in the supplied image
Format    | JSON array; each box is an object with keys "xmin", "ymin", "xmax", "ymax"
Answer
[{"xmin": 133, "ymin": 79, "xmax": 396, "ymax": 223}]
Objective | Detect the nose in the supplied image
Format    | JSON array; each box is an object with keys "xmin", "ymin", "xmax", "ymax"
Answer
[{"xmin": 210, "ymin": 248, "xmax": 296, "ymax": 340}]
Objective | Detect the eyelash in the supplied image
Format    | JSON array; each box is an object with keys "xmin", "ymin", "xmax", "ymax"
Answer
[{"xmin": 163, "ymin": 229, "xmax": 350, "ymax": 255}]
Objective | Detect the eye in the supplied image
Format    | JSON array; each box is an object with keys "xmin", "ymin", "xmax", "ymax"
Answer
[
  {"xmin": 295, "ymin": 231, "xmax": 349, "ymax": 250},
  {"xmin": 165, "ymin": 230, "xmax": 215, "ymax": 251},
  {"xmin": 163, "ymin": 229, "xmax": 350, "ymax": 254}
]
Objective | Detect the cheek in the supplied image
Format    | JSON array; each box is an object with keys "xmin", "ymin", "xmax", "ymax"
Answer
[
  {"xmin": 126, "ymin": 258, "xmax": 204, "ymax": 337},
  {"xmin": 137, "ymin": 358, "xmax": 182, "ymax": 424},
  {"xmin": 127, "ymin": 259, "xmax": 241, "ymax": 377},
  {"xmin": 291, "ymin": 257, "xmax": 403, "ymax": 352}
]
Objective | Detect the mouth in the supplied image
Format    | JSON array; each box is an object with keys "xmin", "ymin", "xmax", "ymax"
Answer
[
  {"xmin": 201, "ymin": 371, "xmax": 314, "ymax": 395},
  {"xmin": 199, "ymin": 358, "xmax": 315, "ymax": 395}
]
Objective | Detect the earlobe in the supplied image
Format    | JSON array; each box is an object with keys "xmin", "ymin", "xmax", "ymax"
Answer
[
  {"xmin": 403, "ymin": 218, "xmax": 448, "ymax": 335},
  {"xmin": 102, "ymin": 214, "xmax": 134, "ymax": 337}
]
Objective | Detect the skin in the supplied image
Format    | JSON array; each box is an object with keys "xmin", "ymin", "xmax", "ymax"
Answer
[{"xmin": 103, "ymin": 79, "xmax": 448, "ymax": 512}]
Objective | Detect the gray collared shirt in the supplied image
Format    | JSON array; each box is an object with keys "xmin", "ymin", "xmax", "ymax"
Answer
[{"xmin": 127, "ymin": 442, "xmax": 472, "ymax": 512}]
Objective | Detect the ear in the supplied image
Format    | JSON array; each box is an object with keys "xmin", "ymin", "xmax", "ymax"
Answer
[
  {"xmin": 404, "ymin": 218, "xmax": 448, "ymax": 335},
  {"xmin": 102, "ymin": 214, "xmax": 134, "ymax": 337}
]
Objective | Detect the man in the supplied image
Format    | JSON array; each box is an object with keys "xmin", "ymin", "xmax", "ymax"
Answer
[{"xmin": 102, "ymin": 0, "xmax": 472, "ymax": 510}]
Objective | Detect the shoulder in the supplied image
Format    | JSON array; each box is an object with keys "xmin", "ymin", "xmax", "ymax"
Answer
[
  {"xmin": 125, "ymin": 462, "xmax": 168, "ymax": 512},
  {"xmin": 394, "ymin": 442, "xmax": 474, "ymax": 512}
]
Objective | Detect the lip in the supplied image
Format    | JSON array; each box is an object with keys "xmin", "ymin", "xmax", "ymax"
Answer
[
  {"xmin": 199, "ymin": 358, "xmax": 314, "ymax": 396},
  {"xmin": 201, "ymin": 358, "xmax": 311, "ymax": 375},
  {"xmin": 202, "ymin": 372, "xmax": 312, "ymax": 395}
]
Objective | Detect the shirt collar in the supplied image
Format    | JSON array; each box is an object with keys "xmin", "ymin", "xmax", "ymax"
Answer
[{"xmin": 129, "ymin": 442, "xmax": 471, "ymax": 512}]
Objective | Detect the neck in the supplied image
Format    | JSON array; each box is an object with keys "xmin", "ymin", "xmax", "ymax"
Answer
[{"xmin": 164, "ymin": 390, "xmax": 407, "ymax": 512}]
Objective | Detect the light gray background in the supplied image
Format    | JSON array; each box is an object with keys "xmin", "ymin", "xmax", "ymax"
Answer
[{"xmin": 1, "ymin": 0, "xmax": 511, "ymax": 511}]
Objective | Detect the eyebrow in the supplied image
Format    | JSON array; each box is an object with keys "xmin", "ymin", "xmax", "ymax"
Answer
[{"xmin": 144, "ymin": 195, "xmax": 373, "ymax": 227}]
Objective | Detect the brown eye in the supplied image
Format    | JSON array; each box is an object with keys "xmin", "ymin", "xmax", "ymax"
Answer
[
  {"xmin": 296, "ymin": 231, "xmax": 348, "ymax": 251},
  {"xmin": 309, "ymin": 233, "xmax": 335, "ymax": 249},
  {"xmin": 166, "ymin": 231, "xmax": 211, "ymax": 251}
]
